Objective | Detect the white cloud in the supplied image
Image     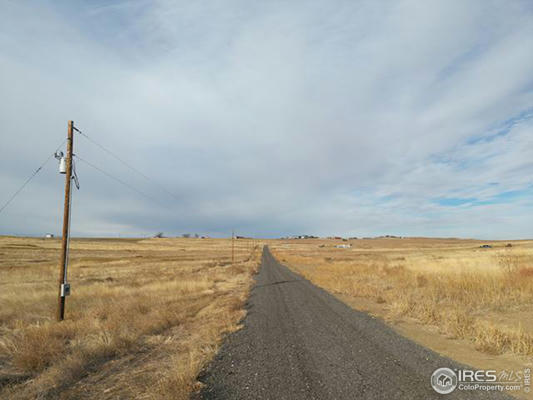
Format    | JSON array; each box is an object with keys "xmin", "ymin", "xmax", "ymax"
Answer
[{"xmin": 0, "ymin": 0, "xmax": 532, "ymax": 238}]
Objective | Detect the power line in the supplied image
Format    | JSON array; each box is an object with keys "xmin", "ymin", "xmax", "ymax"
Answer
[
  {"xmin": 74, "ymin": 128, "xmax": 181, "ymax": 202},
  {"xmin": 0, "ymin": 139, "xmax": 67, "ymax": 215},
  {"xmin": 74, "ymin": 154, "xmax": 163, "ymax": 205}
]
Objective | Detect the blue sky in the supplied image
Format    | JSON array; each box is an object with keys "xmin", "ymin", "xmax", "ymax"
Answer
[
  {"xmin": 435, "ymin": 186, "xmax": 533, "ymax": 207},
  {"xmin": 0, "ymin": 0, "xmax": 532, "ymax": 239}
]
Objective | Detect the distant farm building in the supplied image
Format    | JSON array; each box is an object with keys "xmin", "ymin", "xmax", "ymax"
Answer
[
  {"xmin": 45, "ymin": 233, "xmax": 54, "ymax": 238},
  {"xmin": 284, "ymin": 235, "xmax": 318, "ymax": 239}
]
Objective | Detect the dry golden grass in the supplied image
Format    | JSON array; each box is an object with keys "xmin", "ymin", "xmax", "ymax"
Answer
[
  {"xmin": 0, "ymin": 236, "xmax": 261, "ymax": 399},
  {"xmin": 269, "ymin": 238, "xmax": 533, "ymax": 358}
]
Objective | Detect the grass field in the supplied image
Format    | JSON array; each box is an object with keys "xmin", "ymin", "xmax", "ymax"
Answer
[
  {"xmin": 269, "ymin": 238, "xmax": 533, "ymax": 364},
  {"xmin": 3, "ymin": 235, "xmax": 532, "ymax": 398},
  {"xmin": 0, "ymin": 236, "xmax": 260, "ymax": 400}
]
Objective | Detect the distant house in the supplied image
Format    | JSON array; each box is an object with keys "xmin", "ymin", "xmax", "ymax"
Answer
[{"xmin": 45, "ymin": 233, "xmax": 54, "ymax": 238}]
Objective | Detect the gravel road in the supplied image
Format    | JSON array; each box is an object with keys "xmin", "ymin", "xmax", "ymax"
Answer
[{"xmin": 197, "ymin": 246, "xmax": 512, "ymax": 399}]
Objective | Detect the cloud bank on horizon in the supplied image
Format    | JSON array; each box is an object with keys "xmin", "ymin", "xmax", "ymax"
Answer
[{"xmin": 0, "ymin": 0, "xmax": 532, "ymax": 239}]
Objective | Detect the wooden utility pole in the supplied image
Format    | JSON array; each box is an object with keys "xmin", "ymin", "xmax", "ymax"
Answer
[
  {"xmin": 232, "ymin": 229, "xmax": 235, "ymax": 266},
  {"xmin": 57, "ymin": 120, "xmax": 74, "ymax": 321}
]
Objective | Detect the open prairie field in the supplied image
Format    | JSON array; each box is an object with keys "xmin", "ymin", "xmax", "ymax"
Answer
[
  {"xmin": 269, "ymin": 238, "xmax": 533, "ymax": 375},
  {"xmin": 0, "ymin": 236, "xmax": 260, "ymax": 400}
]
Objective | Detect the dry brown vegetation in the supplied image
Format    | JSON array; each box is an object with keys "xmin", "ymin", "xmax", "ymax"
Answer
[
  {"xmin": 0, "ymin": 236, "xmax": 260, "ymax": 399},
  {"xmin": 269, "ymin": 238, "xmax": 533, "ymax": 359}
]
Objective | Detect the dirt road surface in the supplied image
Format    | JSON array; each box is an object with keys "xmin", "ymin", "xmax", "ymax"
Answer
[{"xmin": 198, "ymin": 247, "xmax": 511, "ymax": 399}]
